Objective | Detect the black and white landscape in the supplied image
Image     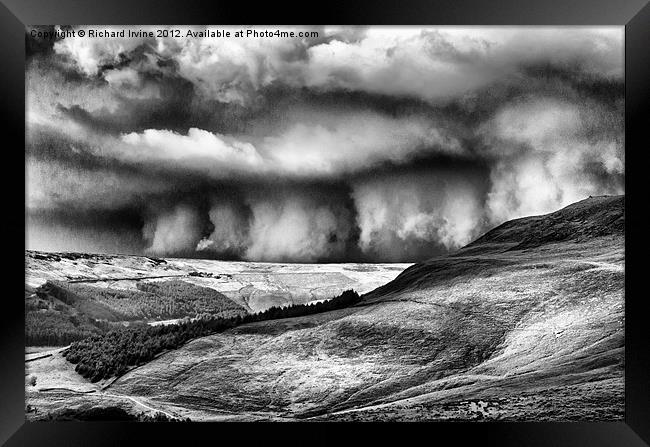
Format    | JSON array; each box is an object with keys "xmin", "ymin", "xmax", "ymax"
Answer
[{"xmin": 25, "ymin": 26, "xmax": 624, "ymax": 421}]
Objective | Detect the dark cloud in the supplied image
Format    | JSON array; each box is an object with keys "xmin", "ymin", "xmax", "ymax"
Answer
[
  {"xmin": 27, "ymin": 207, "xmax": 146, "ymax": 255},
  {"xmin": 26, "ymin": 26, "xmax": 625, "ymax": 262}
]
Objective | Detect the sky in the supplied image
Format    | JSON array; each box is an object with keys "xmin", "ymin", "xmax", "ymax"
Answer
[{"xmin": 26, "ymin": 26, "xmax": 625, "ymax": 262}]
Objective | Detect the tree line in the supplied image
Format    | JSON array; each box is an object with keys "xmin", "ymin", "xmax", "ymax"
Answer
[
  {"xmin": 51, "ymin": 280, "xmax": 246, "ymax": 321},
  {"xmin": 26, "ymin": 279, "xmax": 249, "ymax": 346},
  {"xmin": 64, "ymin": 289, "xmax": 361, "ymax": 382},
  {"xmin": 26, "ymin": 311, "xmax": 107, "ymax": 346}
]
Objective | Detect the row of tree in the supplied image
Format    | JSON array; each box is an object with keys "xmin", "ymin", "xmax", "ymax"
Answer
[
  {"xmin": 60, "ymin": 280, "xmax": 246, "ymax": 321},
  {"xmin": 26, "ymin": 311, "xmax": 105, "ymax": 346},
  {"xmin": 27, "ymin": 279, "xmax": 250, "ymax": 347},
  {"xmin": 64, "ymin": 289, "xmax": 361, "ymax": 382}
]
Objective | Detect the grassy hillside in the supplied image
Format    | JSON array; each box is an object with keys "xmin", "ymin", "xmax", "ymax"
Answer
[
  {"xmin": 26, "ymin": 195, "xmax": 624, "ymax": 421},
  {"xmin": 26, "ymin": 280, "xmax": 247, "ymax": 346},
  {"xmin": 25, "ymin": 252, "xmax": 408, "ymax": 347},
  {"xmin": 364, "ymin": 195, "xmax": 624, "ymax": 300},
  {"xmin": 62, "ymin": 290, "xmax": 360, "ymax": 383},
  {"xmin": 25, "ymin": 285, "xmax": 109, "ymax": 345},
  {"xmin": 467, "ymin": 195, "xmax": 624, "ymax": 249},
  {"xmin": 106, "ymin": 195, "xmax": 624, "ymax": 421},
  {"xmin": 25, "ymin": 252, "xmax": 409, "ymax": 315}
]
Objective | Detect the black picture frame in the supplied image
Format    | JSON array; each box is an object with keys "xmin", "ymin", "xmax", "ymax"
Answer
[{"xmin": 2, "ymin": 0, "xmax": 648, "ymax": 445}]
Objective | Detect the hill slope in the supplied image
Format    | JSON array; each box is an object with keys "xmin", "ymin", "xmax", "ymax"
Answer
[
  {"xmin": 25, "ymin": 251, "xmax": 410, "ymax": 314},
  {"xmin": 363, "ymin": 195, "xmax": 624, "ymax": 301},
  {"xmin": 28, "ymin": 195, "xmax": 625, "ymax": 421},
  {"xmin": 468, "ymin": 195, "xmax": 624, "ymax": 249}
]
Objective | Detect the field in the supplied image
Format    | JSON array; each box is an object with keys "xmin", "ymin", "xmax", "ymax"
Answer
[
  {"xmin": 25, "ymin": 254, "xmax": 409, "ymax": 346},
  {"xmin": 25, "ymin": 196, "xmax": 624, "ymax": 421},
  {"xmin": 26, "ymin": 252, "xmax": 409, "ymax": 313}
]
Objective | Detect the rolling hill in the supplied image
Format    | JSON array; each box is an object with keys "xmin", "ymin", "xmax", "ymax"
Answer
[
  {"xmin": 25, "ymin": 251, "xmax": 409, "ymax": 314},
  {"xmin": 26, "ymin": 195, "xmax": 625, "ymax": 421}
]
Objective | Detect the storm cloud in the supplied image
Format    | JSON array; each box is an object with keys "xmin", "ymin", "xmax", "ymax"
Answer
[{"xmin": 26, "ymin": 26, "xmax": 624, "ymax": 262}]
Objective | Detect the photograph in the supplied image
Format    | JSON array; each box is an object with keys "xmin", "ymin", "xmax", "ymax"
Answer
[{"xmin": 24, "ymin": 25, "xmax": 625, "ymax": 422}]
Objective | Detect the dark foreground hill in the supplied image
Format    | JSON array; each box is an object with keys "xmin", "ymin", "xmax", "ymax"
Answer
[
  {"xmin": 469, "ymin": 195, "xmax": 624, "ymax": 249},
  {"xmin": 364, "ymin": 195, "xmax": 624, "ymax": 302},
  {"xmin": 26, "ymin": 195, "xmax": 625, "ymax": 421}
]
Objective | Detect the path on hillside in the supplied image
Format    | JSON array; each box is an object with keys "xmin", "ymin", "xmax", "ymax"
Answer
[
  {"xmin": 67, "ymin": 274, "xmax": 187, "ymax": 283},
  {"xmin": 101, "ymin": 392, "xmax": 179, "ymax": 419},
  {"xmin": 25, "ymin": 346, "xmax": 70, "ymax": 362},
  {"xmin": 565, "ymin": 260, "xmax": 623, "ymax": 271},
  {"xmin": 38, "ymin": 386, "xmax": 179, "ymax": 419}
]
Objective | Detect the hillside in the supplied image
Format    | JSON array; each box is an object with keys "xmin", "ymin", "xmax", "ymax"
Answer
[
  {"xmin": 25, "ymin": 252, "xmax": 409, "ymax": 314},
  {"xmin": 25, "ymin": 253, "xmax": 410, "ymax": 346},
  {"xmin": 363, "ymin": 195, "xmax": 624, "ymax": 301},
  {"xmin": 467, "ymin": 195, "xmax": 624, "ymax": 249},
  {"xmin": 26, "ymin": 195, "xmax": 625, "ymax": 421}
]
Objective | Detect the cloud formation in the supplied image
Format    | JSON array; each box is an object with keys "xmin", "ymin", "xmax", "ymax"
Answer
[
  {"xmin": 51, "ymin": 26, "xmax": 623, "ymax": 104},
  {"xmin": 481, "ymin": 97, "xmax": 624, "ymax": 223},
  {"xmin": 143, "ymin": 203, "xmax": 206, "ymax": 256},
  {"xmin": 244, "ymin": 189, "xmax": 355, "ymax": 262},
  {"xmin": 352, "ymin": 172, "xmax": 487, "ymax": 261},
  {"xmin": 26, "ymin": 26, "xmax": 624, "ymax": 262},
  {"xmin": 196, "ymin": 201, "xmax": 249, "ymax": 256}
]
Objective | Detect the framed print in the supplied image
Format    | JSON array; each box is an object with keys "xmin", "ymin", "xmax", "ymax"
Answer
[{"xmin": 1, "ymin": 0, "xmax": 648, "ymax": 445}]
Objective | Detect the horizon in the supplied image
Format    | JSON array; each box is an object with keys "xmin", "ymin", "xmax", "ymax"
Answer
[{"xmin": 25, "ymin": 193, "xmax": 622, "ymax": 262}]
